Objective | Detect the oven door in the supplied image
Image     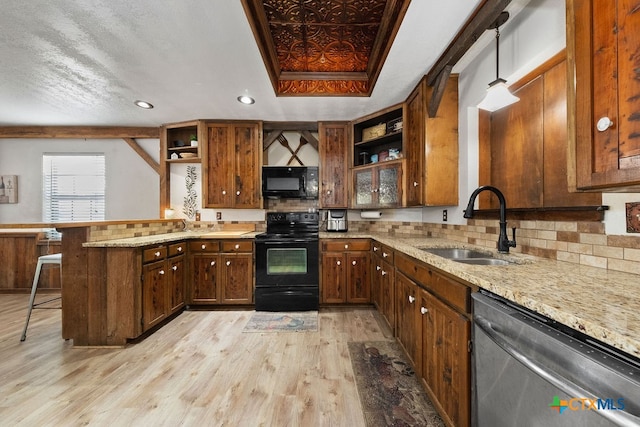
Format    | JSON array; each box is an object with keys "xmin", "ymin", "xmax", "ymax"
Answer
[{"xmin": 255, "ymin": 238, "xmax": 319, "ymax": 287}]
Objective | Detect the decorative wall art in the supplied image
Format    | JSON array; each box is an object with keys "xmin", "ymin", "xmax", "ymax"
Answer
[{"xmin": 0, "ymin": 175, "xmax": 18, "ymax": 204}]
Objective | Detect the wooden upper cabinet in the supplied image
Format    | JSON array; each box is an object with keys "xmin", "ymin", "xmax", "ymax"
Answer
[
  {"xmin": 202, "ymin": 121, "xmax": 262, "ymax": 209},
  {"xmin": 404, "ymin": 75, "xmax": 459, "ymax": 206},
  {"xmin": 568, "ymin": 0, "xmax": 640, "ymax": 190},
  {"xmin": 479, "ymin": 53, "xmax": 601, "ymax": 209},
  {"xmin": 318, "ymin": 122, "xmax": 349, "ymax": 208}
]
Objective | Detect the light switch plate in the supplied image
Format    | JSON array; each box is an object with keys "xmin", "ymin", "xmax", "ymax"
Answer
[{"xmin": 625, "ymin": 202, "xmax": 640, "ymax": 233}]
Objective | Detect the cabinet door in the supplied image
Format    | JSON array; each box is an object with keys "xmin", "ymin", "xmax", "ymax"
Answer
[
  {"xmin": 220, "ymin": 253, "xmax": 253, "ymax": 304},
  {"xmin": 204, "ymin": 124, "xmax": 234, "ymax": 207},
  {"xmin": 321, "ymin": 253, "xmax": 346, "ymax": 303},
  {"xmin": 142, "ymin": 260, "xmax": 167, "ymax": 330},
  {"xmin": 319, "ymin": 122, "xmax": 349, "ymax": 208},
  {"xmin": 395, "ymin": 272, "xmax": 421, "ymax": 374},
  {"xmin": 353, "ymin": 168, "xmax": 374, "ymax": 207},
  {"xmin": 167, "ymin": 255, "xmax": 185, "ymax": 314},
  {"xmin": 233, "ymin": 123, "xmax": 262, "ymax": 209},
  {"xmin": 570, "ymin": 0, "xmax": 640, "ymax": 189},
  {"xmin": 421, "ymin": 289, "xmax": 471, "ymax": 427},
  {"xmin": 346, "ymin": 252, "xmax": 370, "ymax": 303},
  {"xmin": 190, "ymin": 254, "xmax": 220, "ymax": 303},
  {"xmin": 380, "ymin": 260, "xmax": 395, "ymax": 329},
  {"xmin": 405, "ymin": 81, "xmax": 425, "ymax": 206},
  {"xmin": 371, "ymin": 255, "xmax": 383, "ymax": 311},
  {"xmin": 376, "ymin": 163, "xmax": 402, "ymax": 207}
]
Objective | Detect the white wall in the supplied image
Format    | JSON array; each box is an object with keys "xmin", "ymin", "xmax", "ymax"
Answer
[{"xmin": 0, "ymin": 138, "xmax": 160, "ymax": 223}]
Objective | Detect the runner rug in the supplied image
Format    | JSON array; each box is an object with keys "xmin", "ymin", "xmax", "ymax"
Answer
[{"xmin": 348, "ymin": 341, "xmax": 445, "ymax": 427}]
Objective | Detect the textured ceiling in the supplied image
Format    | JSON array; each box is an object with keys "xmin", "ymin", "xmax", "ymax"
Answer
[
  {"xmin": 242, "ymin": 0, "xmax": 410, "ymax": 96},
  {"xmin": 0, "ymin": 0, "xmax": 491, "ymax": 127}
]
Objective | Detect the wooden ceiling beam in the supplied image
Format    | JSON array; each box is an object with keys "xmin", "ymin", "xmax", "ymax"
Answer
[
  {"xmin": 0, "ymin": 126, "xmax": 159, "ymax": 139},
  {"xmin": 425, "ymin": 0, "xmax": 513, "ymax": 87},
  {"xmin": 122, "ymin": 138, "xmax": 160, "ymax": 174}
]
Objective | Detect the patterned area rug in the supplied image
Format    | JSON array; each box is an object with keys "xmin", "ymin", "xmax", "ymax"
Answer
[
  {"xmin": 242, "ymin": 311, "xmax": 318, "ymax": 332},
  {"xmin": 349, "ymin": 341, "xmax": 445, "ymax": 427}
]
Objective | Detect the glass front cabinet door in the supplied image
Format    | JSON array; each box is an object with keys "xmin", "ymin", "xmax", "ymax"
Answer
[{"xmin": 352, "ymin": 162, "xmax": 402, "ymax": 208}]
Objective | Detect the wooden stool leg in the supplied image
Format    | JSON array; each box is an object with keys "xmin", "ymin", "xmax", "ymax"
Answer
[{"xmin": 20, "ymin": 259, "xmax": 44, "ymax": 342}]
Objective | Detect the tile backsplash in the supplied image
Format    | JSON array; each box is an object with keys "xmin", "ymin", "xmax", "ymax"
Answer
[{"xmin": 350, "ymin": 219, "xmax": 640, "ymax": 275}]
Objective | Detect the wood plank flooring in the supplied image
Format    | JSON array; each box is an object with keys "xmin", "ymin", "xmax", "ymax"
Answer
[{"xmin": 0, "ymin": 294, "xmax": 394, "ymax": 426}]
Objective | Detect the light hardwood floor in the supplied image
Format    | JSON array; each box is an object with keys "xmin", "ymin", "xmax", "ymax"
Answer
[{"xmin": 0, "ymin": 294, "xmax": 394, "ymax": 426}]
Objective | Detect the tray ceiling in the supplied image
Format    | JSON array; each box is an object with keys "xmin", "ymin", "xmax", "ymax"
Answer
[{"xmin": 241, "ymin": 0, "xmax": 411, "ymax": 96}]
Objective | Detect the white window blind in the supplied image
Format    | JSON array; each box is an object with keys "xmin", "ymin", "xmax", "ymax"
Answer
[{"xmin": 43, "ymin": 154, "xmax": 106, "ymax": 225}]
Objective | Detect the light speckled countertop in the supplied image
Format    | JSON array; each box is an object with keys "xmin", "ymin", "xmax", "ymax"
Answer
[
  {"xmin": 82, "ymin": 230, "xmax": 260, "ymax": 248},
  {"xmin": 323, "ymin": 232, "xmax": 640, "ymax": 359},
  {"xmin": 84, "ymin": 230, "xmax": 639, "ymax": 358}
]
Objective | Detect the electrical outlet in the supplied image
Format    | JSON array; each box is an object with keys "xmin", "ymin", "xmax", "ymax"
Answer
[
  {"xmin": 442, "ymin": 209, "xmax": 448, "ymax": 222},
  {"xmin": 216, "ymin": 212, "xmax": 222, "ymax": 221}
]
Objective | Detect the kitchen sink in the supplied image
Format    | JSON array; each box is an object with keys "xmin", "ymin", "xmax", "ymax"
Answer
[
  {"xmin": 421, "ymin": 248, "xmax": 492, "ymax": 259},
  {"xmin": 453, "ymin": 258, "xmax": 512, "ymax": 266},
  {"xmin": 420, "ymin": 247, "xmax": 515, "ymax": 266}
]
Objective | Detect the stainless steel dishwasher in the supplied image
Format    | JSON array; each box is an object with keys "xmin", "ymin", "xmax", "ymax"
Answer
[{"xmin": 472, "ymin": 291, "xmax": 640, "ymax": 427}]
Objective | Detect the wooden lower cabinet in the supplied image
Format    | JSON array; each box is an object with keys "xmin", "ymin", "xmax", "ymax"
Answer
[
  {"xmin": 394, "ymin": 253, "xmax": 471, "ymax": 427},
  {"xmin": 420, "ymin": 288, "xmax": 471, "ymax": 427},
  {"xmin": 321, "ymin": 239, "xmax": 370, "ymax": 304},
  {"xmin": 141, "ymin": 242, "xmax": 186, "ymax": 332},
  {"xmin": 189, "ymin": 240, "xmax": 253, "ymax": 305}
]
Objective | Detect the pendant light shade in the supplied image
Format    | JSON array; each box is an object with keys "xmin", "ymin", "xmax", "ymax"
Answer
[{"xmin": 478, "ymin": 12, "xmax": 519, "ymax": 112}]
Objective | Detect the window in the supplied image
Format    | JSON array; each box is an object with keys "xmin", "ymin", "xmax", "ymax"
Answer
[{"xmin": 43, "ymin": 154, "xmax": 106, "ymax": 228}]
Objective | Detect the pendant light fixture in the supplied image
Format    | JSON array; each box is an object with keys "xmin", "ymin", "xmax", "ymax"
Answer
[{"xmin": 477, "ymin": 12, "xmax": 519, "ymax": 112}]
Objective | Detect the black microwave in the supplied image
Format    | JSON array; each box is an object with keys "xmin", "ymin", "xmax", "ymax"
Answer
[{"xmin": 262, "ymin": 166, "xmax": 318, "ymax": 199}]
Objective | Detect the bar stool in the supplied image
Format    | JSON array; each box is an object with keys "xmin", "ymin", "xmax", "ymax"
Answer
[{"xmin": 20, "ymin": 253, "xmax": 62, "ymax": 342}]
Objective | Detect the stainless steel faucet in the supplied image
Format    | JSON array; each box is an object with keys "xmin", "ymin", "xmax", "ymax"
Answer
[{"xmin": 463, "ymin": 185, "xmax": 516, "ymax": 253}]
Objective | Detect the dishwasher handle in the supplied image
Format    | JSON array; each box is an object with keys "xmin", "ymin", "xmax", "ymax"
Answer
[{"xmin": 475, "ymin": 315, "xmax": 640, "ymax": 426}]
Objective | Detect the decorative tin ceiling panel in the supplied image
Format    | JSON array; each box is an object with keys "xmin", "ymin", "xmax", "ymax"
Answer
[{"xmin": 242, "ymin": 0, "xmax": 411, "ymax": 96}]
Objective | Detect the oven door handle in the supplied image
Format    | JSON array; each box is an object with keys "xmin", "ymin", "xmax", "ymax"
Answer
[
  {"xmin": 257, "ymin": 239, "xmax": 318, "ymax": 245},
  {"xmin": 475, "ymin": 315, "xmax": 640, "ymax": 425}
]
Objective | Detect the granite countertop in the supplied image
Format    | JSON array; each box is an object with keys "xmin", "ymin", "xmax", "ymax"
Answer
[
  {"xmin": 324, "ymin": 232, "xmax": 639, "ymax": 359},
  {"xmin": 85, "ymin": 229, "xmax": 639, "ymax": 358},
  {"xmin": 83, "ymin": 230, "xmax": 260, "ymax": 248}
]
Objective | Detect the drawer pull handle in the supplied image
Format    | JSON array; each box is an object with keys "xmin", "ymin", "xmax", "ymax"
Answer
[
  {"xmin": 383, "ymin": 252, "xmax": 389, "ymax": 258},
  {"xmin": 373, "ymin": 246, "xmax": 379, "ymax": 251},
  {"xmin": 420, "ymin": 307, "xmax": 428, "ymax": 315},
  {"xmin": 596, "ymin": 116, "xmax": 614, "ymax": 132},
  {"xmin": 234, "ymin": 244, "xmax": 240, "ymax": 249},
  {"xmin": 222, "ymin": 190, "xmax": 227, "ymax": 195},
  {"xmin": 336, "ymin": 260, "xmax": 341, "ymax": 266},
  {"xmin": 172, "ymin": 265, "xmax": 178, "ymax": 271},
  {"xmin": 352, "ymin": 260, "xmax": 357, "ymax": 265},
  {"xmin": 159, "ymin": 270, "xmax": 165, "ymax": 275},
  {"xmin": 376, "ymin": 265, "xmax": 381, "ymax": 271},
  {"xmin": 236, "ymin": 190, "xmax": 241, "ymax": 196},
  {"xmin": 408, "ymin": 295, "xmax": 415, "ymax": 304},
  {"xmin": 226, "ymin": 261, "xmax": 231, "ymax": 266},
  {"xmin": 155, "ymin": 251, "xmax": 161, "ymax": 257},
  {"xmin": 344, "ymin": 244, "xmax": 349, "ymax": 249},
  {"xmin": 381, "ymin": 270, "xmax": 387, "ymax": 276},
  {"xmin": 201, "ymin": 244, "xmax": 206, "ymax": 250},
  {"xmin": 177, "ymin": 246, "xmax": 182, "ymax": 252},
  {"xmin": 326, "ymin": 190, "xmax": 332, "ymax": 195},
  {"xmin": 210, "ymin": 261, "xmax": 216, "ymax": 266},
  {"xmin": 413, "ymin": 181, "xmax": 419, "ymax": 187}
]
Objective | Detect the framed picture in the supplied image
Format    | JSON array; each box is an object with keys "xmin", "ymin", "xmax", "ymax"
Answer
[{"xmin": 0, "ymin": 175, "xmax": 18, "ymax": 204}]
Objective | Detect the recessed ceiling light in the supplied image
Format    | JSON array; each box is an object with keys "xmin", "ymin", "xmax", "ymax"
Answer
[
  {"xmin": 237, "ymin": 95, "xmax": 255, "ymax": 105},
  {"xmin": 134, "ymin": 100, "xmax": 154, "ymax": 109}
]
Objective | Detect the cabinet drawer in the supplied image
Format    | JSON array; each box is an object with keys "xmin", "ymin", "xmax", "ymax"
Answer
[
  {"xmin": 221, "ymin": 240, "xmax": 253, "ymax": 253},
  {"xmin": 168, "ymin": 242, "xmax": 186, "ymax": 257},
  {"xmin": 189, "ymin": 241, "xmax": 220, "ymax": 253},
  {"xmin": 143, "ymin": 246, "xmax": 167, "ymax": 263},
  {"xmin": 323, "ymin": 239, "xmax": 370, "ymax": 252},
  {"xmin": 396, "ymin": 253, "xmax": 470, "ymax": 313}
]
